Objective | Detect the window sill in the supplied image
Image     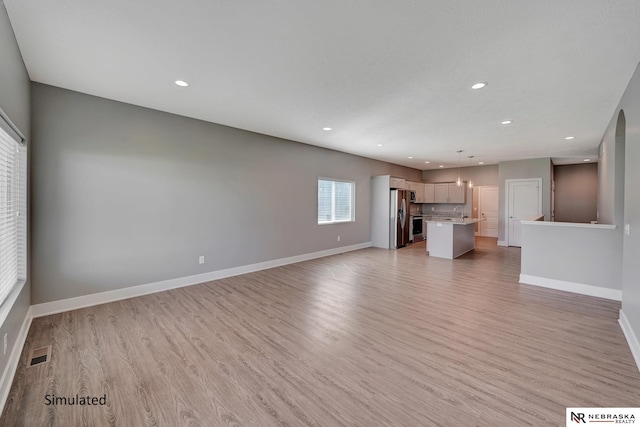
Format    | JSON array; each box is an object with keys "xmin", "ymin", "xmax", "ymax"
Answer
[
  {"xmin": 0, "ymin": 279, "xmax": 27, "ymax": 327},
  {"xmin": 318, "ymin": 220, "xmax": 356, "ymax": 225}
]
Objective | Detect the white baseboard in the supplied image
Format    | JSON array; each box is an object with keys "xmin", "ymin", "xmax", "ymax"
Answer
[
  {"xmin": 519, "ymin": 274, "xmax": 622, "ymax": 301},
  {"xmin": 32, "ymin": 242, "xmax": 372, "ymax": 318},
  {"xmin": 619, "ymin": 309, "xmax": 640, "ymax": 373},
  {"xmin": 0, "ymin": 306, "xmax": 33, "ymax": 412},
  {"xmin": 497, "ymin": 240, "xmax": 507, "ymax": 247}
]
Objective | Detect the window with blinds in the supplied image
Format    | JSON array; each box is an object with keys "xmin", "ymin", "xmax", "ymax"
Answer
[
  {"xmin": 0, "ymin": 115, "xmax": 26, "ymax": 307},
  {"xmin": 317, "ymin": 179, "xmax": 355, "ymax": 224}
]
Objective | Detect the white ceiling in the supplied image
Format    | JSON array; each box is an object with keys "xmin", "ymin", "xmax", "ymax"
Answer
[{"xmin": 5, "ymin": 0, "xmax": 640, "ymax": 169}]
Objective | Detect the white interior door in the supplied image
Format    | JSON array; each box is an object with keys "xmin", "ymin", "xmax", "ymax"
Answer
[
  {"xmin": 478, "ymin": 186, "xmax": 499, "ymax": 237},
  {"xmin": 507, "ymin": 179, "xmax": 542, "ymax": 247}
]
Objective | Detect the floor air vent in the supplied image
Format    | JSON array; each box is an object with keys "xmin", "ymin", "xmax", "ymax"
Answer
[{"xmin": 28, "ymin": 345, "xmax": 52, "ymax": 368}]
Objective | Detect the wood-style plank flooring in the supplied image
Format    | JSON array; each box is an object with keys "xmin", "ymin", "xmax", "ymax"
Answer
[{"xmin": 2, "ymin": 238, "xmax": 639, "ymax": 426}]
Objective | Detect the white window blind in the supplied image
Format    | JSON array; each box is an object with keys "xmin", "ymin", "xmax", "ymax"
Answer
[
  {"xmin": 318, "ymin": 179, "xmax": 355, "ymax": 224},
  {"xmin": 0, "ymin": 116, "xmax": 26, "ymax": 306}
]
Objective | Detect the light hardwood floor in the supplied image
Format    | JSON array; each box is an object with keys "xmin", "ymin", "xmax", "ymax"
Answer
[{"xmin": 2, "ymin": 238, "xmax": 639, "ymax": 426}]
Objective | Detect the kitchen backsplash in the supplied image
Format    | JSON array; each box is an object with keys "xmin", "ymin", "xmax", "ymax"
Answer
[
  {"xmin": 409, "ymin": 204, "xmax": 423, "ymax": 214},
  {"xmin": 410, "ymin": 202, "xmax": 471, "ymax": 217}
]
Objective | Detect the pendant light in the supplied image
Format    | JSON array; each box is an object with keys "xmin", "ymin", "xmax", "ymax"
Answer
[
  {"xmin": 456, "ymin": 150, "xmax": 463, "ymax": 187},
  {"xmin": 467, "ymin": 156, "xmax": 474, "ymax": 188}
]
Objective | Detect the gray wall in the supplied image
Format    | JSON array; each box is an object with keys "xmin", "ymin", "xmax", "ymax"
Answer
[
  {"xmin": 31, "ymin": 83, "xmax": 422, "ymax": 304},
  {"xmin": 553, "ymin": 163, "xmax": 598, "ymax": 223},
  {"xmin": 598, "ymin": 112, "xmax": 626, "ymax": 226},
  {"xmin": 597, "ymin": 124, "xmax": 615, "ymax": 224},
  {"xmin": 422, "ymin": 164, "xmax": 499, "ymax": 186},
  {"xmin": 0, "ymin": 0, "xmax": 31, "ymax": 383},
  {"xmin": 520, "ymin": 223, "xmax": 621, "ymax": 292},
  {"xmin": 497, "ymin": 158, "xmax": 552, "ymax": 242},
  {"xmin": 615, "ymin": 63, "xmax": 640, "ymax": 359}
]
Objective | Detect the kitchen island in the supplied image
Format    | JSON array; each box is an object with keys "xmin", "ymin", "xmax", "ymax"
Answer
[{"xmin": 426, "ymin": 218, "xmax": 485, "ymax": 259}]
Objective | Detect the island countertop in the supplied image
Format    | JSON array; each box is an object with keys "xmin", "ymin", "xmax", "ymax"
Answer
[{"xmin": 424, "ymin": 217, "xmax": 485, "ymax": 225}]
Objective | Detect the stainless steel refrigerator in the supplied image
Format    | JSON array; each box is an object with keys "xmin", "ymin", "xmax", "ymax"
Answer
[{"xmin": 390, "ymin": 190, "xmax": 410, "ymax": 248}]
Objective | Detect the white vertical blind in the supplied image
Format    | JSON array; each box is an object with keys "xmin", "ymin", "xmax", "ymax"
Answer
[
  {"xmin": 333, "ymin": 181, "xmax": 352, "ymax": 221},
  {"xmin": 0, "ymin": 118, "xmax": 25, "ymax": 305},
  {"xmin": 318, "ymin": 179, "xmax": 355, "ymax": 224}
]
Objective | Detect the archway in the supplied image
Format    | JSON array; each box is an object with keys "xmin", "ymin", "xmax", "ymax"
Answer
[{"xmin": 614, "ymin": 110, "xmax": 625, "ymax": 227}]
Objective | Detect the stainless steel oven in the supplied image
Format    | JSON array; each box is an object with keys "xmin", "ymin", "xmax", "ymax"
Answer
[{"xmin": 410, "ymin": 215, "xmax": 424, "ymax": 242}]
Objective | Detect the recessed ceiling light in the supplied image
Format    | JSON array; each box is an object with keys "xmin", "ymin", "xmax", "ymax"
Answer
[
  {"xmin": 565, "ymin": 136, "xmax": 575, "ymax": 140},
  {"xmin": 408, "ymin": 156, "xmax": 413, "ymax": 159},
  {"xmin": 478, "ymin": 161, "xmax": 484, "ymax": 165},
  {"xmin": 377, "ymin": 144, "xmax": 383, "ymax": 147},
  {"xmin": 439, "ymin": 165, "xmax": 444, "ymax": 168},
  {"xmin": 584, "ymin": 159, "xmax": 590, "ymax": 162},
  {"xmin": 322, "ymin": 127, "xmax": 332, "ymax": 131},
  {"xmin": 501, "ymin": 120, "xmax": 512, "ymax": 125},
  {"xmin": 175, "ymin": 80, "xmax": 189, "ymax": 87},
  {"xmin": 471, "ymin": 82, "xmax": 487, "ymax": 90},
  {"xmin": 425, "ymin": 161, "xmax": 430, "ymax": 164}
]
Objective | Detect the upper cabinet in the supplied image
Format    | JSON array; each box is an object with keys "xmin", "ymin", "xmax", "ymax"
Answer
[
  {"xmin": 447, "ymin": 183, "xmax": 466, "ymax": 203},
  {"xmin": 434, "ymin": 183, "xmax": 449, "ymax": 203},
  {"xmin": 406, "ymin": 181, "xmax": 426, "ymax": 202},
  {"xmin": 433, "ymin": 182, "xmax": 466, "ymax": 203},
  {"xmin": 405, "ymin": 181, "xmax": 420, "ymax": 193},
  {"xmin": 390, "ymin": 177, "xmax": 406, "ymax": 189},
  {"xmin": 388, "ymin": 179, "xmax": 464, "ymax": 203},
  {"xmin": 423, "ymin": 183, "xmax": 435, "ymax": 203}
]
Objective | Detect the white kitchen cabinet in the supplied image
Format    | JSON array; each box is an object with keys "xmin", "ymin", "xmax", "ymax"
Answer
[
  {"xmin": 416, "ymin": 182, "xmax": 426, "ymax": 202},
  {"xmin": 405, "ymin": 181, "xmax": 419, "ymax": 192},
  {"xmin": 434, "ymin": 183, "xmax": 449, "ymax": 203},
  {"xmin": 423, "ymin": 183, "xmax": 435, "ymax": 203},
  {"xmin": 390, "ymin": 177, "xmax": 406, "ymax": 189},
  {"xmin": 433, "ymin": 182, "xmax": 466, "ymax": 203},
  {"xmin": 406, "ymin": 181, "xmax": 426, "ymax": 202},
  {"xmin": 447, "ymin": 183, "xmax": 466, "ymax": 203},
  {"xmin": 406, "ymin": 181, "xmax": 424, "ymax": 202}
]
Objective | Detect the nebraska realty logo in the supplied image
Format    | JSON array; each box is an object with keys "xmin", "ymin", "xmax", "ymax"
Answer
[{"xmin": 567, "ymin": 408, "xmax": 639, "ymax": 425}]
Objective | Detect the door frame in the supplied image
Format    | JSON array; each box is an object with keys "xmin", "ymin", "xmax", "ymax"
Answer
[{"xmin": 505, "ymin": 178, "xmax": 543, "ymax": 247}]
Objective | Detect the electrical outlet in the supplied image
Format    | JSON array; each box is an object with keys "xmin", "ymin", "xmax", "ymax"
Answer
[
  {"xmin": 3, "ymin": 333, "xmax": 7, "ymax": 355},
  {"xmin": 198, "ymin": 256, "xmax": 205, "ymax": 264},
  {"xmin": 337, "ymin": 236, "xmax": 341, "ymax": 242},
  {"xmin": 625, "ymin": 224, "xmax": 631, "ymax": 236}
]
